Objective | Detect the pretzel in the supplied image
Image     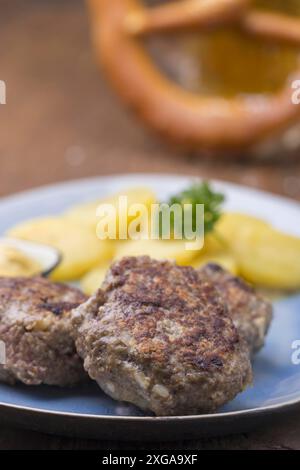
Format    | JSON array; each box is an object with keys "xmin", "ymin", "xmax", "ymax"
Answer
[{"xmin": 88, "ymin": 0, "xmax": 300, "ymax": 151}]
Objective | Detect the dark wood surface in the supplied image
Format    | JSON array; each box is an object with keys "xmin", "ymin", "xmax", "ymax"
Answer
[{"xmin": 1, "ymin": 0, "xmax": 300, "ymax": 450}]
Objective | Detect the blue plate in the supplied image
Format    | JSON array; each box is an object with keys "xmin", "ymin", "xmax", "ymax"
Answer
[{"xmin": 0, "ymin": 175, "xmax": 299, "ymax": 440}]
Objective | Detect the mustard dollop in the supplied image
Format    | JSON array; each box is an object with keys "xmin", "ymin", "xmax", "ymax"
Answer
[{"xmin": 0, "ymin": 244, "xmax": 42, "ymax": 277}]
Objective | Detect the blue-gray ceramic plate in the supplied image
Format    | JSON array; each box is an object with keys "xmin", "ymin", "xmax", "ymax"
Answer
[{"xmin": 0, "ymin": 174, "xmax": 299, "ymax": 441}]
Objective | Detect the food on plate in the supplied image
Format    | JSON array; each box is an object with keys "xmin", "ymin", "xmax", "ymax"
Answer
[
  {"xmin": 82, "ymin": 246, "xmax": 238, "ymax": 296},
  {"xmin": 6, "ymin": 182, "xmax": 300, "ymax": 291},
  {"xmin": 190, "ymin": 231, "xmax": 238, "ymax": 274},
  {"xmin": 198, "ymin": 263, "xmax": 273, "ymax": 354},
  {"xmin": 88, "ymin": 0, "xmax": 300, "ymax": 157},
  {"xmin": 0, "ymin": 243, "xmax": 41, "ymax": 277},
  {"xmin": 7, "ymin": 217, "xmax": 114, "ymax": 281},
  {"xmin": 216, "ymin": 212, "xmax": 269, "ymax": 242},
  {"xmin": 228, "ymin": 223, "xmax": 300, "ymax": 290},
  {"xmin": 65, "ymin": 187, "xmax": 157, "ymax": 234},
  {"xmin": 0, "ymin": 238, "xmax": 60, "ymax": 278},
  {"xmin": 115, "ymin": 238, "xmax": 202, "ymax": 266},
  {"xmin": 81, "ymin": 262, "xmax": 111, "ymax": 295},
  {"xmin": 0, "ymin": 277, "xmax": 87, "ymax": 386},
  {"xmin": 164, "ymin": 181, "xmax": 224, "ymax": 236},
  {"xmin": 215, "ymin": 211, "xmax": 300, "ymax": 290},
  {"xmin": 72, "ymin": 256, "xmax": 252, "ymax": 416},
  {"xmin": 113, "ymin": 182, "xmax": 224, "ymax": 265},
  {"xmin": 82, "ymin": 235, "xmax": 205, "ymax": 295},
  {"xmin": 191, "ymin": 253, "xmax": 238, "ymax": 275}
]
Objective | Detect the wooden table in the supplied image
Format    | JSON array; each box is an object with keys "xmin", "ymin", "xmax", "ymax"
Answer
[{"xmin": 1, "ymin": 0, "xmax": 300, "ymax": 450}]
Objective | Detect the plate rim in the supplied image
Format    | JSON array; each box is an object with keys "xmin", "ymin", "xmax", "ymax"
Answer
[
  {"xmin": 1, "ymin": 390, "xmax": 300, "ymax": 422},
  {"xmin": 1, "ymin": 172, "xmax": 300, "ymax": 210}
]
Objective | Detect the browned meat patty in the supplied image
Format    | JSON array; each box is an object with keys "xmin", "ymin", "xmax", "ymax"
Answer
[
  {"xmin": 0, "ymin": 277, "xmax": 87, "ymax": 386},
  {"xmin": 72, "ymin": 256, "xmax": 252, "ymax": 416},
  {"xmin": 198, "ymin": 264, "xmax": 273, "ymax": 354}
]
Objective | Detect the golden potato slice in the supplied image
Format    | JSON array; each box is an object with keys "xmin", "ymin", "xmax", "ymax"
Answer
[
  {"xmin": 64, "ymin": 201, "xmax": 101, "ymax": 231},
  {"xmin": 115, "ymin": 238, "xmax": 202, "ymax": 265},
  {"xmin": 81, "ymin": 263, "xmax": 111, "ymax": 295},
  {"xmin": 216, "ymin": 212, "xmax": 300, "ymax": 289},
  {"xmin": 8, "ymin": 217, "xmax": 114, "ymax": 281},
  {"xmin": 216, "ymin": 212, "xmax": 269, "ymax": 244},
  {"xmin": 202, "ymin": 232, "xmax": 228, "ymax": 253},
  {"xmin": 190, "ymin": 253, "xmax": 238, "ymax": 275},
  {"xmin": 65, "ymin": 187, "xmax": 157, "ymax": 235},
  {"xmin": 190, "ymin": 230, "xmax": 237, "ymax": 274},
  {"xmin": 232, "ymin": 224, "xmax": 300, "ymax": 290}
]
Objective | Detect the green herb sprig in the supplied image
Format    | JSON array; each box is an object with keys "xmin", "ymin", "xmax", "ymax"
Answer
[{"xmin": 166, "ymin": 181, "xmax": 225, "ymax": 236}]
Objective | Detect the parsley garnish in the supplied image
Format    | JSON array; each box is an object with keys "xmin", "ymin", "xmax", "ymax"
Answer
[{"xmin": 166, "ymin": 181, "xmax": 225, "ymax": 237}]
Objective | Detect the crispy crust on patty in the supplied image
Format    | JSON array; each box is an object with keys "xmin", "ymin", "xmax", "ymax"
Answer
[
  {"xmin": 0, "ymin": 277, "xmax": 87, "ymax": 386},
  {"xmin": 198, "ymin": 264, "xmax": 273, "ymax": 354},
  {"xmin": 73, "ymin": 256, "xmax": 252, "ymax": 415}
]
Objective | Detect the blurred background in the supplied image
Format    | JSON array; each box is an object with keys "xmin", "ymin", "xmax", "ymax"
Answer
[{"xmin": 1, "ymin": 0, "xmax": 300, "ymax": 200}]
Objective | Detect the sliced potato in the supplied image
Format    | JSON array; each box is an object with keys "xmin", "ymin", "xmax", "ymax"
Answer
[
  {"xmin": 190, "ymin": 231, "xmax": 237, "ymax": 274},
  {"xmin": 232, "ymin": 224, "xmax": 300, "ymax": 290},
  {"xmin": 8, "ymin": 217, "xmax": 114, "ymax": 281},
  {"xmin": 81, "ymin": 263, "xmax": 111, "ymax": 295},
  {"xmin": 202, "ymin": 232, "xmax": 228, "ymax": 253},
  {"xmin": 190, "ymin": 253, "xmax": 238, "ymax": 275},
  {"xmin": 64, "ymin": 201, "xmax": 101, "ymax": 231},
  {"xmin": 115, "ymin": 238, "xmax": 202, "ymax": 265},
  {"xmin": 216, "ymin": 212, "xmax": 269, "ymax": 244},
  {"xmin": 65, "ymin": 187, "xmax": 157, "ymax": 235},
  {"xmin": 216, "ymin": 212, "xmax": 300, "ymax": 289}
]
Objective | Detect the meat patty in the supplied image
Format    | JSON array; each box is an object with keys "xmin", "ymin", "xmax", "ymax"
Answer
[
  {"xmin": 0, "ymin": 277, "xmax": 87, "ymax": 386},
  {"xmin": 198, "ymin": 264, "xmax": 273, "ymax": 354},
  {"xmin": 72, "ymin": 256, "xmax": 252, "ymax": 416}
]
